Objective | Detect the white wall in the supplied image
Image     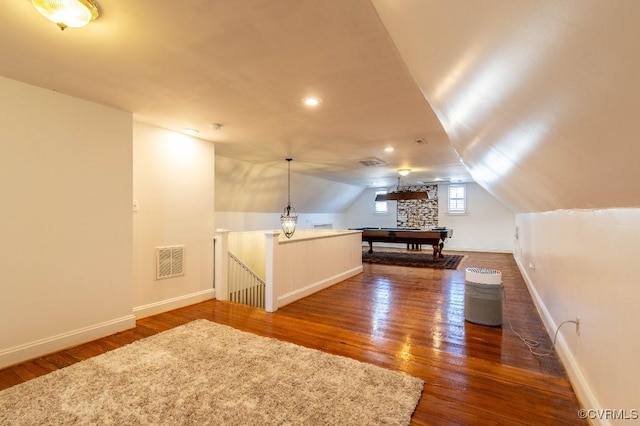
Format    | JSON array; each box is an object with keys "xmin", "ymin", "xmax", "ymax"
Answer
[
  {"xmin": 0, "ymin": 76, "xmax": 134, "ymax": 368},
  {"xmin": 215, "ymin": 156, "xmax": 363, "ymax": 214},
  {"xmin": 215, "ymin": 156, "xmax": 361, "ymax": 232},
  {"xmin": 515, "ymin": 209, "xmax": 640, "ymax": 422},
  {"xmin": 215, "ymin": 211, "xmax": 347, "ymax": 232},
  {"xmin": 132, "ymin": 123, "xmax": 216, "ymax": 318},
  {"xmin": 438, "ymin": 183, "xmax": 514, "ymax": 253},
  {"xmin": 345, "ymin": 183, "xmax": 514, "ymax": 252},
  {"xmin": 344, "ymin": 187, "xmax": 397, "ymax": 228}
]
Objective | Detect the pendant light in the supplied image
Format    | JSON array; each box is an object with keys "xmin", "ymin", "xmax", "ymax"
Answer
[
  {"xmin": 280, "ymin": 158, "xmax": 298, "ymax": 238},
  {"xmin": 375, "ymin": 172, "xmax": 429, "ymax": 201}
]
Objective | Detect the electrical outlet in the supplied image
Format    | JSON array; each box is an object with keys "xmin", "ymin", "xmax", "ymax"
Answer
[{"xmin": 575, "ymin": 317, "xmax": 581, "ymax": 336}]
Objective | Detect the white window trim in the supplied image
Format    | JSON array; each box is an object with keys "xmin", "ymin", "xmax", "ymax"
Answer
[
  {"xmin": 447, "ymin": 184, "xmax": 467, "ymax": 215},
  {"xmin": 374, "ymin": 190, "xmax": 389, "ymax": 214}
]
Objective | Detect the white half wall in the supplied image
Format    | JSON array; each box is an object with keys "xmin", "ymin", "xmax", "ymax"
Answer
[
  {"xmin": 0, "ymin": 76, "xmax": 134, "ymax": 368},
  {"xmin": 515, "ymin": 208, "xmax": 640, "ymax": 424},
  {"xmin": 132, "ymin": 123, "xmax": 215, "ymax": 318}
]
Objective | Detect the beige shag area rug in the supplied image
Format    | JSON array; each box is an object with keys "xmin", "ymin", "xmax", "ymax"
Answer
[{"xmin": 0, "ymin": 320, "xmax": 423, "ymax": 425}]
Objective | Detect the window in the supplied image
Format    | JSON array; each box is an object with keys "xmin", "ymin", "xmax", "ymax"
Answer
[
  {"xmin": 375, "ymin": 190, "xmax": 388, "ymax": 213},
  {"xmin": 448, "ymin": 184, "xmax": 466, "ymax": 214}
]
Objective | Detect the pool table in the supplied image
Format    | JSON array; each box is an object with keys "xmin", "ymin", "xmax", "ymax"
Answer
[{"xmin": 352, "ymin": 227, "xmax": 453, "ymax": 259}]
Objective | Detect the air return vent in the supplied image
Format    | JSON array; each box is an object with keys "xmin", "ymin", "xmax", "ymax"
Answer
[
  {"xmin": 358, "ymin": 158, "xmax": 387, "ymax": 167},
  {"xmin": 156, "ymin": 245, "xmax": 185, "ymax": 280}
]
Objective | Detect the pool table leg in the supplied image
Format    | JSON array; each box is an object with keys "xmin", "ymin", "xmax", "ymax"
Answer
[
  {"xmin": 432, "ymin": 242, "xmax": 445, "ymax": 259},
  {"xmin": 368, "ymin": 241, "xmax": 374, "ymax": 254}
]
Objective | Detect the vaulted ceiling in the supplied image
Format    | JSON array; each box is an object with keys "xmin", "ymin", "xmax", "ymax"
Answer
[
  {"xmin": 372, "ymin": 0, "xmax": 640, "ymax": 212},
  {"xmin": 2, "ymin": 1, "xmax": 639, "ymax": 213}
]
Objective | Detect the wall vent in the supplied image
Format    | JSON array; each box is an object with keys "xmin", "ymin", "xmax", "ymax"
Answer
[{"xmin": 156, "ymin": 245, "xmax": 185, "ymax": 280}]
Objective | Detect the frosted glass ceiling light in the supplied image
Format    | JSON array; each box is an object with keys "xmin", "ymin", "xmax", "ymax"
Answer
[
  {"xmin": 31, "ymin": 0, "xmax": 99, "ymax": 31},
  {"xmin": 302, "ymin": 96, "xmax": 322, "ymax": 107},
  {"xmin": 183, "ymin": 128, "xmax": 200, "ymax": 136},
  {"xmin": 280, "ymin": 158, "xmax": 298, "ymax": 239}
]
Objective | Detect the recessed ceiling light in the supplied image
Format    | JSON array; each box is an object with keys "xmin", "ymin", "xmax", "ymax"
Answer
[
  {"xmin": 384, "ymin": 147, "xmax": 394, "ymax": 153},
  {"xmin": 398, "ymin": 169, "xmax": 411, "ymax": 176},
  {"xmin": 183, "ymin": 128, "xmax": 199, "ymax": 136},
  {"xmin": 302, "ymin": 96, "xmax": 322, "ymax": 107}
]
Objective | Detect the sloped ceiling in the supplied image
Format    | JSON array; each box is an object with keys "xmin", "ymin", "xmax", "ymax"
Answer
[
  {"xmin": 2, "ymin": 1, "xmax": 639, "ymax": 214},
  {"xmin": 372, "ymin": 0, "xmax": 640, "ymax": 212},
  {"xmin": 0, "ymin": 0, "xmax": 470, "ymax": 198},
  {"xmin": 215, "ymin": 156, "xmax": 363, "ymax": 213}
]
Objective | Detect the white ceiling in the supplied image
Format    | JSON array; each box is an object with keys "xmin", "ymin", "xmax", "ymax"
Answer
[
  {"xmin": 0, "ymin": 0, "xmax": 470, "ymax": 190},
  {"xmin": 372, "ymin": 0, "xmax": 640, "ymax": 212},
  {"xmin": 3, "ymin": 1, "xmax": 640, "ymax": 213}
]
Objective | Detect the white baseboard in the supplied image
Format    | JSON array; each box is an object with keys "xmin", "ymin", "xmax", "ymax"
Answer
[
  {"xmin": 515, "ymin": 258, "xmax": 605, "ymax": 425},
  {"xmin": 276, "ymin": 266, "xmax": 363, "ymax": 309},
  {"xmin": 447, "ymin": 246, "xmax": 513, "ymax": 254},
  {"xmin": 0, "ymin": 289, "xmax": 217, "ymax": 370},
  {"xmin": 0, "ymin": 315, "xmax": 136, "ymax": 370},
  {"xmin": 133, "ymin": 288, "xmax": 215, "ymax": 319}
]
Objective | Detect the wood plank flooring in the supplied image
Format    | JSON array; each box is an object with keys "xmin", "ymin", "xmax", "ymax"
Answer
[{"xmin": 0, "ymin": 251, "xmax": 585, "ymax": 425}]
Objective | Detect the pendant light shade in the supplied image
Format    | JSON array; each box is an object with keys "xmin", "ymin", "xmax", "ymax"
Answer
[
  {"xmin": 31, "ymin": 0, "xmax": 99, "ymax": 30},
  {"xmin": 280, "ymin": 158, "xmax": 298, "ymax": 238}
]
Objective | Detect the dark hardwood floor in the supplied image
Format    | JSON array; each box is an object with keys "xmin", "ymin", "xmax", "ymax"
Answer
[{"xmin": 0, "ymin": 251, "xmax": 584, "ymax": 425}]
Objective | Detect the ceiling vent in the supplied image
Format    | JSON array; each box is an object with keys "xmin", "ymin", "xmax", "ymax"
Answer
[
  {"xmin": 156, "ymin": 245, "xmax": 185, "ymax": 280},
  {"xmin": 359, "ymin": 158, "xmax": 387, "ymax": 167}
]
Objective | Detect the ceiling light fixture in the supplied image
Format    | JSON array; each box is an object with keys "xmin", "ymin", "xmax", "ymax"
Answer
[
  {"xmin": 384, "ymin": 147, "xmax": 394, "ymax": 153},
  {"xmin": 398, "ymin": 169, "xmax": 411, "ymax": 176},
  {"xmin": 183, "ymin": 128, "xmax": 199, "ymax": 136},
  {"xmin": 302, "ymin": 96, "xmax": 322, "ymax": 107},
  {"xmin": 31, "ymin": 0, "xmax": 99, "ymax": 31},
  {"xmin": 280, "ymin": 158, "xmax": 298, "ymax": 239}
]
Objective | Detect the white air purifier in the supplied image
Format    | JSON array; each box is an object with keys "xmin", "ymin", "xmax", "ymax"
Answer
[{"xmin": 464, "ymin": 267, "xmax": 503, "ymax": 326}]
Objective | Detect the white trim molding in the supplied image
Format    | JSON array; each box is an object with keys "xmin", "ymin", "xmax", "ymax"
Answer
[
  {"xmin": 516, "ymin": 258, "xmax": 605, "ymax": 426},
  {"xmin": 133, "ymin": 288, "xmax": 215, "ymax": 319},
  {"xmin": 0, "ymin": 315, "xmax": 136, "ymax": 369},
  {"xmin": 277, "ymin": 266, "xmax": 363, "ymax": 309}
]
